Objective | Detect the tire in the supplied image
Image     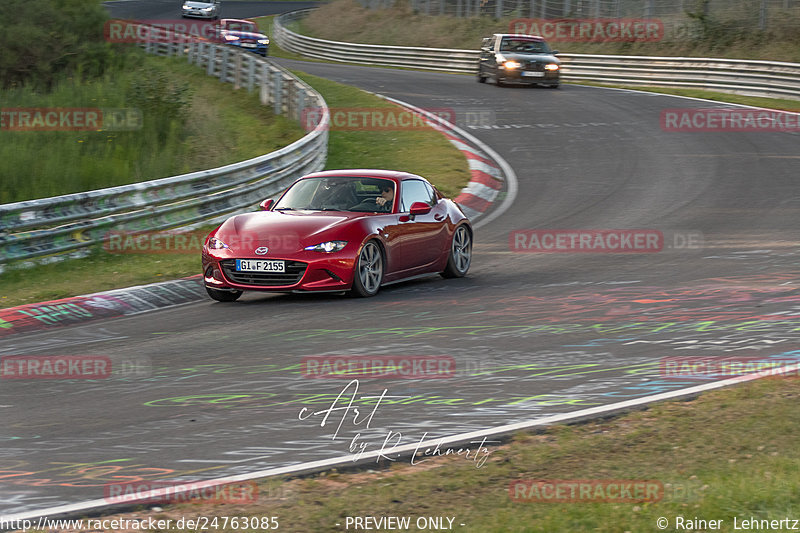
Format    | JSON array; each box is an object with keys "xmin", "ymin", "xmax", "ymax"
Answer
[
  {"xmin": 477, "ymin": 68, "xmax": 487, "ymax": 83},
  {"xmin": 441, "ymin": 225, "xmax": 472, "ymax": 278},
  {"xmin": 350, "ymin": 240, "xmax": 384, "ymax": 297},
  {"xmin": 548, "ymin": 83, "xmax": 560, "ymax": 89},
  {"xmin": 206, "ymin": 286, "xmax": 242, "ymax": 302}
]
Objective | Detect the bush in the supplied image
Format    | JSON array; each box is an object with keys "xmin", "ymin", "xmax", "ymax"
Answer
[{"xmin": 0, "ymin": 0, "xmax": 117, "ymax": 89}]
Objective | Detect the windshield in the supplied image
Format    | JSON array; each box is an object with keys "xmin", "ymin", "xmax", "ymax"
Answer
[
  {"xmin": 225, "ymin": 21, "xmax": 257, "ymax": 33},
  {"xmin": 500, "ymin": 38, "xmax": 551, "ymax": 54},
  {"xmin": 273, "ymin": 177, "xmax": 396, "ymax": 213}
]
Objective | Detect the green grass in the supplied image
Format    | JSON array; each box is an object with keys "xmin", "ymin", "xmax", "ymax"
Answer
[
  {"xmin": 0, "ymin": 63, "xmax": 470, "ymax": 309},
  {"xmin": 74, "ymin": 376, "xmax": 800, "ymax": 532},
  {"xmin": 0, "ymin": 52, "xmax": 304, "ymax": 204}
]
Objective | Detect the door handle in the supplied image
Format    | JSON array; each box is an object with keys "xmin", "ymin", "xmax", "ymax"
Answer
[{"xmin": 434, "ymin": 214, "xmax": 445, "ymax": 221}]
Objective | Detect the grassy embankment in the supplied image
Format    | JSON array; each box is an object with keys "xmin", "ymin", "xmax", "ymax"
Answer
[{"xmin": 295, "ymin": 0, "xmax": 800, "ymax": 61}]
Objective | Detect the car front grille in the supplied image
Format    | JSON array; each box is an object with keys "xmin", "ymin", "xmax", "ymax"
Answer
[
  {"xmin": 524, "ymin": 61, "xmax": 544, "ymax": 71},
  {"xmin": 220, "ymin": 259, "xmax": 307, "ymax": 287}
]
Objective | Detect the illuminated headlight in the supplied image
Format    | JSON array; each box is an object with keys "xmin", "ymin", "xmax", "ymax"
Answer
[
  {"xmin": 224, "ymin": 34, "xmax": 239, "ymax": 41},
  {"xmin": 502, "ymin": 60, "xmax": 521, "ymax": 70},
  {"xmin": 208, "ymin": 237, "xmax": 229, "ymax": 250},
  {"xmin": 544, "ymin": 63, "xmax": 560, "ymax": 71},
  {"xmin": 258, "ymin": 38, "xmax": 269, "ymax": 44},
  {"xmin": 304, "ymin": 241, "xmax": 347, "ymax": 253},
  {"xmin": 201, "ymin": 7, "xmax": 213, "ymax": 11},
  {"xmin": 182, "ymin": 5, "xmax": 190, "ymax": 9}
]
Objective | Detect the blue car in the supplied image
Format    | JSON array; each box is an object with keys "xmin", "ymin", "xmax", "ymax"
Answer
[{"xmin": 218, "ymin": 18, "xmax": 269, "ymax": 57}]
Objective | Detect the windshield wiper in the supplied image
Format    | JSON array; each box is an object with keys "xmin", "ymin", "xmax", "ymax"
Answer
[{"xmin": 273, "ymin": 207, "xmax": 296, "ymax": 211}]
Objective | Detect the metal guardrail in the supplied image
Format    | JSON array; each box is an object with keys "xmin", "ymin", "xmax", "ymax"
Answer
[
  {"xmin": 275, "ymin": 8, "xmax": 800, "ymax": 101},
  {"xmin": 0, "ymin": 35, "xmax": 330, "ymax": 267}
]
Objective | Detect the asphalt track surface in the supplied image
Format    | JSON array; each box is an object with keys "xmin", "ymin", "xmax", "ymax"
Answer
[{"xmin": 2, "ymin": 1, "xmax": 800, "ymax": 517}]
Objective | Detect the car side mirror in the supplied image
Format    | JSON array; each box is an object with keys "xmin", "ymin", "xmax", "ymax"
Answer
[
  {"xmin": 259, "ymin": 199, "xmax": 273, "ymax": 211},
  {"xmin": 409, "ymin": 202, "xmax": 432, "ymax": 216},
  {"xmin": 552, "ymin": 50, "xmax": 560, "ymax": 55}
]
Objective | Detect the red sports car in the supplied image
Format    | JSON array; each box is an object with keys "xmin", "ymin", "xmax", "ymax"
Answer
[{"xmin": 202, "ymin": 170, "xmax": 473, "ymax": 301}]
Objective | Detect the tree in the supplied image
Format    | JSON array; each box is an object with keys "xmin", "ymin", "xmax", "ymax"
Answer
[{"xmin": 0, "ymin": 0, "xmax": 115, "ymax": 89}]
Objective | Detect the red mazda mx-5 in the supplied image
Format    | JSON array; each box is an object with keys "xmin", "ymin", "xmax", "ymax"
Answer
[{"xmin": 201, "ymin": 169, "xmax": 473, "ymax": 301}]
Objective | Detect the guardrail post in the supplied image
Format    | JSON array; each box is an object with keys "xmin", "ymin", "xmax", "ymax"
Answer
[
  {"xmin": 260, "ymin": 64, "xmax": 271, "ymax": 104},
  {"xmin": 273, "ymin": 71, "xmax": 284, "ymax": 115},
  {"xmin": 247, "ymin": 56, "xmax": 256, "ymax": 92},
  {"xmin": 495, "ymin": 0, "xmax": 502, "ymax": 19},
  {"xmin": 234, "ymin": 52, "xmax": 242, "ymax": 90},
  {"xmin": 207, "ymin": 45, "xmax": 216, "ymax": 76},
  {"xmin": 297, "ymin": 89, "xmax": 306, "ymax": 122},
  {"xmin": 220, "ymin": 47, "xmax": 229, "ymax": 81}
]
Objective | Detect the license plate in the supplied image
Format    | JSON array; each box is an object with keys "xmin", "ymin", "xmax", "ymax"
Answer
[
  {"xmin": 236, "ymin": 259, "xmax": 285, "ymax": 272},
  {"xmin": 522, "ymin": 71, "xmax": 545, "ymax": 77},
  {"xmin": 241, "ymin": 43, "xmax": 257, "ymax": 48}
]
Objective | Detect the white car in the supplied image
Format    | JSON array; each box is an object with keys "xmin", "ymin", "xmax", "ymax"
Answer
[{"xmin": 182, "ymin": 0, "xmax": 220, "ymax": 19}]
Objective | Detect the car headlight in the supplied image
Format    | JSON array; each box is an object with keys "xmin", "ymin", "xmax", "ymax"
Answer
[
  {"xmin": 202, "ymin": 6, "xmax": 212, "ymax": 11},
  {"xmin": 208, "ymin": 237, "xmax": 229, "ymax": 250},
  {"xmin": 502, "ymin": 60, "xmax": 521, "ymax": 70},
  {"xmin": 182, "ymin": 5, "xmax": 190, "ymax": 9},
  {"xmin": 258, "ymin": 38, "xmax": 269, "ymax": 44},
  {"xmin": 304, "ymin": 241, "xmax": 347, "ymax": 253},
  {"xmin": 544, "ymin": 63, "xmax": 559, "ymax": 71},
  {"xmin": 224, "ymin": 34, "xmax": 239, "ymax": 41}
]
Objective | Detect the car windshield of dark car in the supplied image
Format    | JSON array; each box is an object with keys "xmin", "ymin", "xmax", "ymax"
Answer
[
  {"xmin": 273, "ymin": 177, "xmax": 395, "ymax": 213},
  {"xmin": 500, "ymin": 39, "xmax": 549, "ymax": 54}
]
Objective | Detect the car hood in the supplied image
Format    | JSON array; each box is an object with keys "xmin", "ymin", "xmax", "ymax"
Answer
[
  {"xmin": 184, "ymin": 1, "xmax": 215, "ymax": 7},
  {"xmin": 498, "ymin": 52, "xmax": 560, "ymax": 64},
  {"xmin": 214, "ymin": 210, "xmax": 368, "ymax": 254}
]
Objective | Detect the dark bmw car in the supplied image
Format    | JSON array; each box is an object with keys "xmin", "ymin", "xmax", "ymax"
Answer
[
  {"xmin": 217, "ymin": 18, "xmax": 269, "ymax": 56},
  {"xmin": 202, "ymin": 170, "xmax": 472, "ymax": 301},
  {"xmin": 478, "ymin": 33, "xmax": 561, "ymax": 88}
]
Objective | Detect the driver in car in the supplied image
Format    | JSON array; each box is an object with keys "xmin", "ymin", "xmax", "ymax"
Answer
[{"xmin": 350, "ymin": 183, "xmax": 394, "ymax": 212}]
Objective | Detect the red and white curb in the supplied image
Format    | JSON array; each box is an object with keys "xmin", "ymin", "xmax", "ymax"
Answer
[
  {"xmin": 0, "ymin": 276, "xmax": 206, "ymax": 339},
  {"xmin": 379, "ymin": 95, "xmax": 518, "ymax": 229}
]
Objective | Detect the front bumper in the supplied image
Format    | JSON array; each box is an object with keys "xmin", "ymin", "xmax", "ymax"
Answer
[
  {"xmin": 227, "ymin": 42, "xmax": 268, "ymax": 56},
  {"xmin": 203, "ymin": 251, "xmax": 356, "ymax": 293},
  {"xmin": 182, "ymin": 10, "xmax": 217, "ymax": 19},
  {"xmin": 499, "ymin": 69, "xmax": 559, "ymax": 85}
]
